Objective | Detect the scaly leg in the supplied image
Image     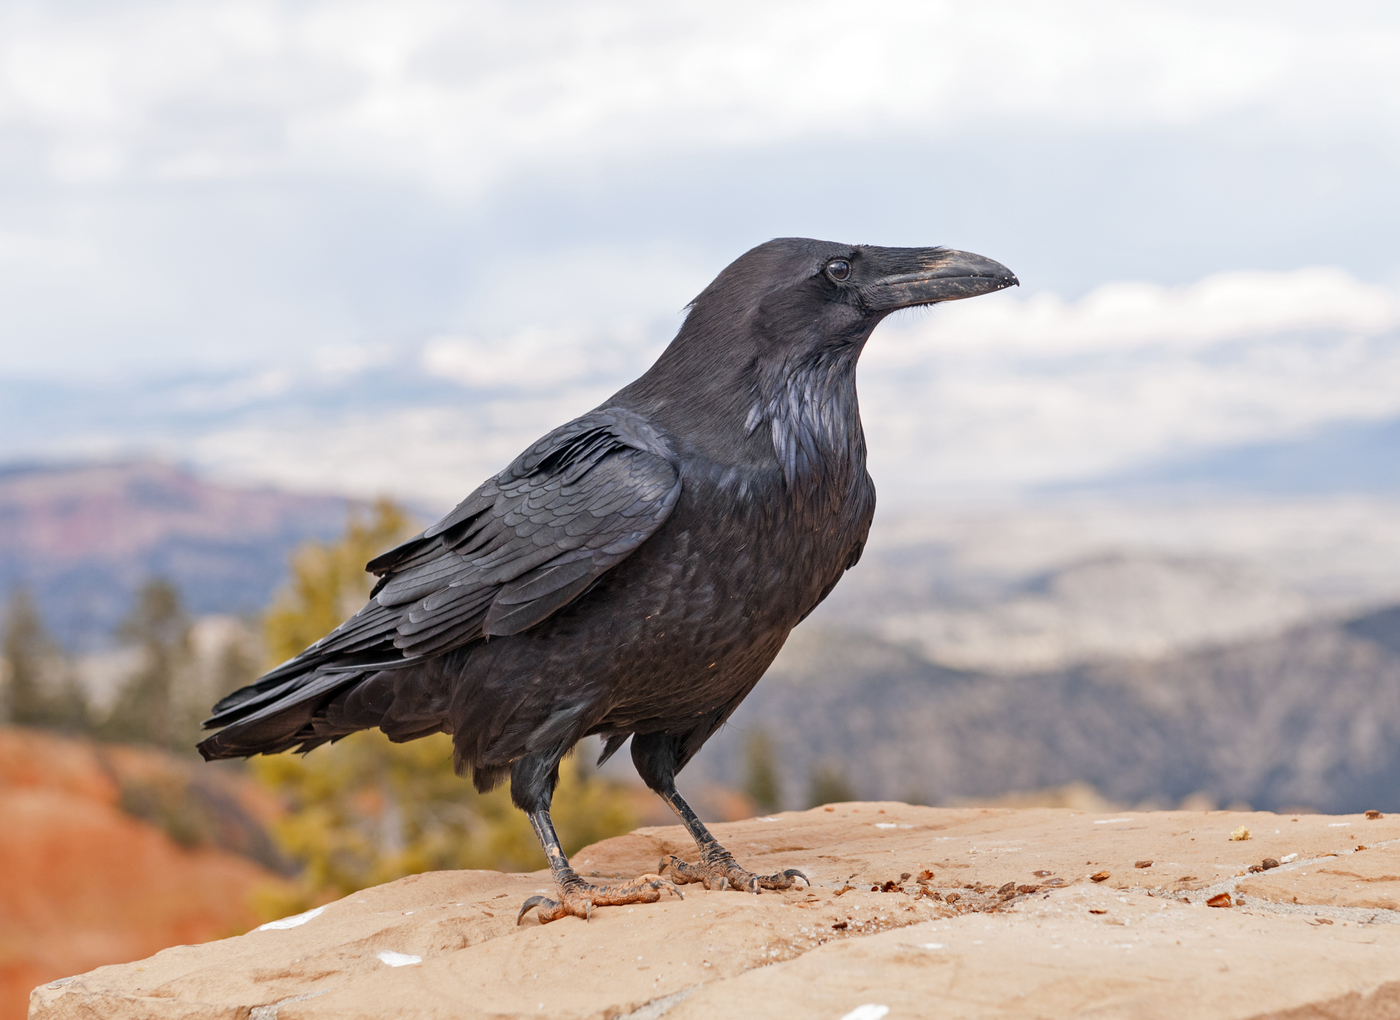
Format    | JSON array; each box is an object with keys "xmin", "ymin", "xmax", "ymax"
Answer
[
  {"xmin": 516, "ymin": 807, "xmax": 681, "ymax": 924},
  {"xmin": 630, "ymin": 731, "xmax": 807, "ymax": 894},
  {"xmin": 655, "ymin": 785, "xmax": 807, "ymax": 892}
]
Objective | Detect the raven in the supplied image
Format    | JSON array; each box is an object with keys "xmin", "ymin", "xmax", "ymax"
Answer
[{"xmin": 199, "ymin": 238, "xmax": 1017, "ymax": 923}]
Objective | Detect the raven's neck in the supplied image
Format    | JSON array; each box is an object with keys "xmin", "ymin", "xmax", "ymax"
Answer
[
  {"xmin": 750, "ymin": 349, "xmax": 866, "ymax": 517},
  {"xmin": 614, "ymin": 327, "xmax": 868, "ymax": 517}
]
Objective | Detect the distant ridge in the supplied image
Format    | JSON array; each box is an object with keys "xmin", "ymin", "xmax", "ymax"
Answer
[
  {"xmin": 1056, "ymin": 414, "xmax": 1400, "ymax": 496},
  {"xmin": 690, "ymin": 605, "xmax": 1400, "ymax": 815},
  {"xmin": 0, "ymin": 461, "xmax": 353, "ymax": 647}
]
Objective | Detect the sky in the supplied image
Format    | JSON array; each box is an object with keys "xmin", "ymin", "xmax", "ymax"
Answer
[{"xmin": 1, "ymin": 0, "xmax": 1399, "ymax": 507}]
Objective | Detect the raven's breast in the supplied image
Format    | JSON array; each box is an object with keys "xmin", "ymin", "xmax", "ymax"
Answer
[
  {"xmin": 575, "ymin": 456, "xmax": 875, "ymax": 731},
  {"xmin": 441, "ymin": 451, "xmax": 873, "ymax": 754}
]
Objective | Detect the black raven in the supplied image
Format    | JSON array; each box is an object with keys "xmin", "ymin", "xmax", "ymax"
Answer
[{"xmin": 199, "ymin": 238, "xmax": 1017, "ymax": 923}]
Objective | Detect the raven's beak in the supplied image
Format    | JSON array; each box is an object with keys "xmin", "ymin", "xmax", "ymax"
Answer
[{"xmin": 863, "ymin": 249, "xmax": 1018, "ymax": 312}]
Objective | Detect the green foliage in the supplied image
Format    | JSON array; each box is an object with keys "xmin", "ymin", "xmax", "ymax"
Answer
[
  {"xmin": 263, "ymin": 499, "xmax": 413, "ymax": 667},
  {"xmin": 1, "ymin": 587, "xmax": 89, "ymax": 730},
  {"xmin": 250, "ymin": 731, "xmax": 634, "ymax": 898},
  {"xmin": 743, "ymin": 728, "xmax": 782, "ymax": 812},
  {"xmin": 102, "ymin": 578, "xmax": 195, "ymax": 749},
  {"xmin": 249, "ymin": 500, "xmax": 638, "ymax": 907},
  {"xmin": 118, "ymin": 773, "xmax": 219, "ymax": 849},
  {"xmin": 94, "ymin": 579, "xmax": 260, "ymax": 752},
  {"xmin": 807, "ymin": 759, "xmax": 855, "ymax": 808},
  {"xmin": 211, "ymin": 636, "xmax": 260, "ymax": 703}
]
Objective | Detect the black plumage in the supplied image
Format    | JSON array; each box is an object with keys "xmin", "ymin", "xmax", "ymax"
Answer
[{"xmin": 199, "ymin": 238, "xmax": 1017, "ymax": 922}]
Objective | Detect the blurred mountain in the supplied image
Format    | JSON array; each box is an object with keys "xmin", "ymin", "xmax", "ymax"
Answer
[
  {"xmin": 838, "ymin": 552, "xmax": 1314, "ymax": 674},
  {"xmin": 0, "ymin": 462, "xmax": 351, "ymax": 648},
  {"xmin": 1066, "ymin": 413, "xmax": 1400, "ymax": 496},
  {"xmin": 685, "ymin": 604, "xmax": 1400, "ymax": 817},
  {"xmin": 675, "ymin": 514, "xmax": 1400, "ymax": 815},
  {"xmin": 6, "ymin": 458, "xmax": 1399, "ymax": 819}
]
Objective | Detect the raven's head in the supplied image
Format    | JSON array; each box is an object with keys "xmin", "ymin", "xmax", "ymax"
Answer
[
  {"xmin": 657, "ymin": 238, "xmax": 1017, "ymax": 378},
  {"xmin": 623, "ymin": 237, "xmax": 1017, "ymax": 459},
  {"xmin": 698, "ymin": 237, "xmax": 1018, "ymax": 352}
]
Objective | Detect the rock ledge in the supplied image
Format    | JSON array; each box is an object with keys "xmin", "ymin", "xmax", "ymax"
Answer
[{"xmin": 31, "ymin": 803, "xmax": 1400, "ymax": 1019}]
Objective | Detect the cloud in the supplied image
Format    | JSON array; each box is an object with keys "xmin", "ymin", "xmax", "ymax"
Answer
[
  {"xmin": 183, "ymin": 393, "xmax": 618, "ymax": 510},
  {"xmin": 1, "ymin": 4, "xmax": 1398, "ymax": 502},
  {"xmin": 874, "ymin": 268, "xmax": 1400, "ymax": 359},
  {"xmin": 2, "ymin": 2, "xmax": 1396, "ymax": 197},
  {"xmin": 422, "ymin": 326, "xmax": 637, "ymax": 391},
  {"xmin": 860, "ymin": 269, "xmax": 1400, "ymax": 494}
]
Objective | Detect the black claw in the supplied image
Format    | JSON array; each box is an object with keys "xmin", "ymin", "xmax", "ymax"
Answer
[
  {"xmin": 517, "ymin": 895, "xmax": 553, "ymax": 924},
  {"xmin": 658, "ymin": 856, "xmax": 673, "ymax": 874},
  {"xmin": 784, "ymin": 869, "xmax": 810, "ymax": 887}
]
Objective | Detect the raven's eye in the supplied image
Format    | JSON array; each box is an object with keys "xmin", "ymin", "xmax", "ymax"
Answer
[{"xmin": 825, "ymin": 259, "xmax": 851, "ymax": 282}]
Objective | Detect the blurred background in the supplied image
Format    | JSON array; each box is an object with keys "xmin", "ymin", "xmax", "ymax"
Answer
[{"xmin": 3, "ymin": 0, "xmax": 1400, "ymax": 1014}]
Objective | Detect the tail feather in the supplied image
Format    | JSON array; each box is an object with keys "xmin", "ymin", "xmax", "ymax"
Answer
[{"xmin": 198, "ymin": 668, "xmax": 367, "ymax": 760}]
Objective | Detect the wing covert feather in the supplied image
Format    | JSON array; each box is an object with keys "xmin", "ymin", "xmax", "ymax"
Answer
[{"xmin": 247, "ymin": 408, "xmax": 681, "ymax": 686}]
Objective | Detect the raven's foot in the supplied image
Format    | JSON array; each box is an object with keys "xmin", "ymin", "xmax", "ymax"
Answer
[
  {"xmin": 659, "ymin": 850, "xmax": 808, "ymax": 893},
  {"xmin": 516, "ymin": 873, "xmax": 680, "ymax": 925}
]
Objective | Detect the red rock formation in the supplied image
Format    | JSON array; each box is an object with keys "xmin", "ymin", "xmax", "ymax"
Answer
[{"xmin": 0, "ymin": 728, "xmax": 290, "ymax": 1020}]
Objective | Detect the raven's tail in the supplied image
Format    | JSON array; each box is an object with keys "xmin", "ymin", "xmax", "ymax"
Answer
[
  {"xmin": 197, "ymin": 652, "xmax": 452, "ymax": 761},
  {"xmin": 197, "ymin": 667, "xmax": 369, "ymax": 760}
]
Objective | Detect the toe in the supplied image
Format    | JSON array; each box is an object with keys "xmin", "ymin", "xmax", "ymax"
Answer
[
  {"xmin": 517, "ymin": 895, "xmax": 550, "ymax": 924},
  {"xmin": 659, "ymin": 855, "xmax": 711, "ymax": 887},
  {"xmin": 517, "ymin": 889, "xmax": 595, "ymax": 925},
  {"xmin": 517, "ymin": 895, "xmax": 573, "ymax": 925},
  {"xmin": 758, "ymin": 868, "xmax": 809, "ymax": 891}
]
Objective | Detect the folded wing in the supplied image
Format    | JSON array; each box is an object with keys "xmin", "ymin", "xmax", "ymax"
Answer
[{"xmin": 198, "ymin": 408, "xmax": 681, "ymax": 754}]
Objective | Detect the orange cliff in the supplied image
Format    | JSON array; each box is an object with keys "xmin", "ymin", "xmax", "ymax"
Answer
[{"xmin": 0, "ymin": 727, "xmax": 291, "ymax": 1020}]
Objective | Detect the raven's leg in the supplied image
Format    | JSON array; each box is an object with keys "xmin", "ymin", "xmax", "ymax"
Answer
[
  {"xmin": 631, "ymin": 732, "xmax": 807, "ymax": 894},
  {"xmin": 515, "ymin": 807, "xmax": 678, "ymax": 924},
  {"xmin": 512, "ymin": 751, "xmax": 678, "ymax": 925}
]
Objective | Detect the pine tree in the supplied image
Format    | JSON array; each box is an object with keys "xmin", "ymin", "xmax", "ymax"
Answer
[
  {"xmin": 743, "ymin": 728, "xmax": 782, "ymax": 812},
  {"xmin": 103, "ymin": 579, "xmax": 191, "ymax": 748},
  {"xmin": 1, "ymin": 588, "xmax": 87, "ymax": 730},
  {"xmin": 807, "ymin": 760, "xmax": 855, "ymax": 808},
  {"xmin": 3, "ymin": 589, "xmax": 51, "ymax": 724},
  {"xmin": 263, "ymin": 499, "xmax": 412, "ymax": 667}
]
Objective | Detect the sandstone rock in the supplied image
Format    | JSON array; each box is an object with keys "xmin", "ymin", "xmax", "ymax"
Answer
[{"xmin": 30, "ymin": 803, "xmax": 1400, "ymax": 1019}]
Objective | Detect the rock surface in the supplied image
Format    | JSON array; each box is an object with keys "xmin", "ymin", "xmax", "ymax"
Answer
[{"xmin": 31, "ymin": 803, "xmax": 1400, "ymax": 1020}]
